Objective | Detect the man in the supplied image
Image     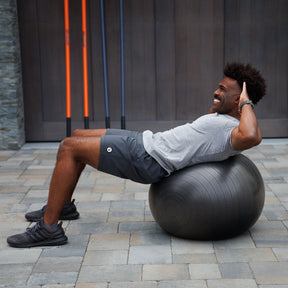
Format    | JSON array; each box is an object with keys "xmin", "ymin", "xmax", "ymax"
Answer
[{"xmin": 7, "ymin": 62, "xmax": 266, "ymax": 248}]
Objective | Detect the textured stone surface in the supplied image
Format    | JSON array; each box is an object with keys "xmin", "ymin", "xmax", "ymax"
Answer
[
  {"xmin": 0, "ymin": 0, "xmax": 25, "ymax": 149},
  {"xmin": 0, "ymin": 140, "xmax": 288, "ymax": 287}
]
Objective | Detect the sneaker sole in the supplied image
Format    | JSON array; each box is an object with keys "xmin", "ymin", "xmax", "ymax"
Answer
[
  {"xmin": 25, "ymin": 212, "xmax": 80, "ymax": 222},
  {"xmin": 8, "ymin": 236, "xmax": 68, "ymax": 248},
  {"xmin": 59, "ymin": 212, "xmax": 80, "ymax": 221}
]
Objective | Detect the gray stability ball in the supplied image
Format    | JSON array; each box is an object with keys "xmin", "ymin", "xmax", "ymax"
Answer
[{"xmin": 149, "ymin": 154, "xmax": 265, "ymax": 240}]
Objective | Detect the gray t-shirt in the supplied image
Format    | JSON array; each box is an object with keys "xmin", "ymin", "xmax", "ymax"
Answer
[{"xmin": 143, "ymin": 113, "xmax": 240, "ymax": 174}]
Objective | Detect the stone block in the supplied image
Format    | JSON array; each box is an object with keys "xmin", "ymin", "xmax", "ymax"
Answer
[
  {"xmin": 78, "ymin": 265, "xmax": 142, "ymax": 283},
  {"xmin": 142, "ymin": 264, "xmax": 189, "ymax": 281},
  {"xmin": 128, "ymin": 245, "xmax": 172, "ymax": 264},
  {"xmin": 189, "ymin": 264, "xmax": 221, "ymax": 280},
  {"xmin": 250, "ymin": 262, "xmax": 288, "ymax": 284}
]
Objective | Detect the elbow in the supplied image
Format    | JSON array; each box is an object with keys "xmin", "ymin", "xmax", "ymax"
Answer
[
  {"xmin": 255, "ymin": 133, "xmax": 262, "ymax": 146},
  {"xmin": 245, "ymin": 130, "xmax": 262, "ymax": 148},
  {"xmin": 232, "ymin": 126, "xmax": 262, "ymax": 151},
  {"xmin": 254, "ymin": 128, "xmax": 262, "ymax": 146}
]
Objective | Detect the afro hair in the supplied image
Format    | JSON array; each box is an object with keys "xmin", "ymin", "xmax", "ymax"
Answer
[{"xmin": 224, "ymin": 63, "xmax": 266, "ymax": 105}]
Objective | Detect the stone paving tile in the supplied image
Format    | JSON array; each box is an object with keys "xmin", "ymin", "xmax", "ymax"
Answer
[
  {"xmin": 215, "ymin": 247, "xmax": 277, "ymax": 263},
  {"xmin": 124, "ymin": 181, "xmax": 149, "ymax": 193},
  {"xmin": 283, "ymin": 203, "xmax": 288, "ymax": 211},
  {"xmin": 101, "ymin": 192, "xmax": 134, "ymax": 201},
  {"xmin": 128, "ymin": 245, "xmax": 172, "ymax": 264},
  {"xmin": 142, "ymin": 264, "xmax": 189, "ymax": 281},
  {"xmin": 22, "ymin": 177, "xmax": 49, "ymax": 187},
  {"xmin": 189, "ymin": 263, "xmax": 221, "ymax": 280},
  {"xmin": 77, "ymin": 201, "xmax": 111, "ymax": 214},
  {"xmin": 109, "ymin": 281, "xmax": 158, "ymax": 288},
  {"xmin": 0, "ymin": 264, "xmax": 34, "ymax": 286},
  {"xmin": 263, "ymin": 204, "xmax": 288, "ymax": 221},
  {"xmin": 0, "ymin": 248, "xmax": 41, "ymax": 264},
  {"xmin": 21, "ymin": 196, "xmax": 49, "ymax": 205},
  {"xmin": 213, "ymin": 232, "xmax": 255, "ymax": 249},
  {"xmin": 135, "ymin": 191, "xmax": 149, "ymax": 200},
  {"xmin": 0, "ymin": 221, "xmax": 29, "ymax": 237},
  {"xmin": 93, "ymin": 183, "xmax": 123, "ymax": 194},
  {"xmin": 0, "ymin": 183, "xmax": 29, "ymax": 194},
  {"xmin": 252, "ymin": 220, "xmax": 288, "ymax": 232},
  {"xmin": 207, "ymin": 279, "xmax": 258, "ymax": 288},
  {"xmin": 33, "ymin": 256, "xmax": 83, "ymax": 273},
  {"xmin": 110, "ymin": 200, "xmax": 145, "ymax": 211},
  {"xmin": 130, "ymin": 232, "xmax": 170, "ymax": 246},
  {"xmin": 87, "ymin": 233, "xmax": 130, "ymax": 250},
  {"xmin": 25, "ymin": 188, "xmax": 50, "ymax": 198},
  {"xmin": 0, "ymin": 150, "xmax": 16, "ymax": 160},
  {"xmin": 158, "ymin": 280, "xmax": 207, "ymax": 288},
  {"xmin": 172, "ymin": 238, "xmax": 214, "ymax": 254},
  {"xmin": 75, "ymin": 192, "xmax": 103, "ymax": 202},
  {"xmin": 95, "ymin": 176, "xmax": 125, "ymax": 185},
  {"xmin": 76, "ymin": 284, "xmax": 108, "ymax": 288},
  {"xmin": 118, "ymin": 221, "xmax": 163, "ymax": 234},
  {"xmin": 39, "ymin": 234, "xmax": 89, "ymax": 258},
  {"xmin": 173, "ymin": 252, "xmax": 217, "ymax": 264},
  {"xmin": 41, "ymin": 246, "xmax": 87, "ymax": 258},
  {"xmin": 144, "ymin": 206, "xmax": 154, "ymax": 221},
  {"xmin": 268, "ymin": 183, "xmax": 288, "ymax": 202},
  {"xmin": 272, "ymin": 247, "xmax": 288, "ymax": 261},
  {"xmin": 108, "ymin": 201, "xmax": 146, "ymax": 222},
  {"xmin": 66, "ymin": 222, "xmax": 118, "ymax": 235},
  {"xmin": 219, "ymin": 262, "xmax": 254, "ymax": 279},
  {"xmin": 258, "ymin": 286, "xmax": 288, "ymax": 288},
  {"xmin": 83, "ymin": 250, "xmax": 128, "ymax": 265},
  {"xmin": 43, "ymin": 285, "xmax": 74, "ymax": 288},
  {"xmin": 264, "ymin": 191, "xmax": 281, "ymax": 205},
  {"xmin": 0, "ymin": 192, "xmax": 25, "ymax": 205},
  {"xmin": 250, "ymin": 229, "xmax": 288, "ymax": 247},
  {"xmin": 1, "ymin": 141, "xmax": 288, "ymax": 287},
  {"xmin": 250, "ymin": 262, "xmax": 288, "ymax": 284},
  {"xmin": 108, "ymin": 210, "xmax": 145, "ymax": 222},
  {"xmin": 75, "ymin": 211, "xmax": 108, "ymax": 224},
  {"xmin": 27, "ymin": 272, "xmax": 78, "ymax": 286},
  {"xmin": 78, "ymin": 265, "xmax": 142, "ymax": 283},
  {"xmin": 250, "ymin": 220, "xmax": 288, "ymax": 247},
  {"xmin": 8, "ymin": 202, "xmax": 29, "ymax": 213}
]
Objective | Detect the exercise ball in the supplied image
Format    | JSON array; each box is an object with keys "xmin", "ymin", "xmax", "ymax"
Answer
[{"xmin": 149, "ymin": 154, "xmax": 265, "ymax": 240}]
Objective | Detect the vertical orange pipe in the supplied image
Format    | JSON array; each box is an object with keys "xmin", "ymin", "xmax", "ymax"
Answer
[
  {"xmin": 64, "ymin": 0, "xmax": 71, "ymax": 136},
  {"xmin": 82, "ymin": 0, "xmax": 89, "ymax": 128}
]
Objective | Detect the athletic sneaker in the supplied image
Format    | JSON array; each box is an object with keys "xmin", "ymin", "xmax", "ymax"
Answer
[
  {"xmin": 7, "ymin": 219, "xmax": 68, "ymax": 248},
  {"xmin": 25, "ymin": 199, "xmax": 79, "ymax": 222}
]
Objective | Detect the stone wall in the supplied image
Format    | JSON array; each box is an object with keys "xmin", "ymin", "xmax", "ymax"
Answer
[{"xmin": 0, "ymin": 0, "xmax": 25, "ymax": 149}]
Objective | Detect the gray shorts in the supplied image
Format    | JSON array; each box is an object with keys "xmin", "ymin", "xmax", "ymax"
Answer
[{"xmin": 98, "ymin": 129, "xmax": 167, "ymax": 184}]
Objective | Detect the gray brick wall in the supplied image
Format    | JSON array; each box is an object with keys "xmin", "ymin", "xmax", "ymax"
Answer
[{"xmin": 0, "ymin": 0, "xmax": 25, "ymax": 150}]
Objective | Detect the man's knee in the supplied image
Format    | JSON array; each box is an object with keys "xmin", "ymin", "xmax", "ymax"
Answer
[
  {"xmin": 57, "ymin": 137, "xmax": 75, "ymax": 160},
  {"xmin": 71, "ymin": 129, "xmax": 82, "ymax": 137}
]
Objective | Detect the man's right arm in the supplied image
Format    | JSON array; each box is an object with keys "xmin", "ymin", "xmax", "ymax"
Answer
[{"xmin": 231, "ymin": 82, "xmax": 262, "ymax": 151}]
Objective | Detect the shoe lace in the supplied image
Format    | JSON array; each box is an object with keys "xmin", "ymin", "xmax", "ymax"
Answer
[{"xmin": 26, "ymin": 221, "xmax": 41, "ymax": 233}]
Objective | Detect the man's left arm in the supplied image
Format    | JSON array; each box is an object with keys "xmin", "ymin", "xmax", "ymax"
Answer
[{"xmin": 231, "ymin": 82, "xmax": 262, "ymax": 151}]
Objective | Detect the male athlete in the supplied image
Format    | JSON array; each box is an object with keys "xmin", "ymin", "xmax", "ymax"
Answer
[{"xmin": 7, "ymin": 62, "xmax": 266, "ymax": 248}]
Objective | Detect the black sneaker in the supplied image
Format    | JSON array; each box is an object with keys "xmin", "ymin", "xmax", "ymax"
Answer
[
  {"xmin": 7, "ymin": 219, "xmax": 68, "ymax": 248},
  {"xmin": 25, "ymin": 199, "xmax": 80, "ymax": 222}
]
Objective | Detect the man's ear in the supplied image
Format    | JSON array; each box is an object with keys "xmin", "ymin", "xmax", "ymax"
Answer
[{"xmin": 234, "ymin": 94, "xmax": 240, "ymax": 104}]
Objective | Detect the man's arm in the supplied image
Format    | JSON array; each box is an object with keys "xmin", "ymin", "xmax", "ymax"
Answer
[{"xmin": 231, "ymin": 82, "xmax": 262, "ymax": 151}]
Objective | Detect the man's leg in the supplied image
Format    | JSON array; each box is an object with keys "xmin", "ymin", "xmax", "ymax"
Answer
[
  {"xmin": 24, "ymin": 129, "xmax": 108, "ymax": 222},
  {"xmin": 60, "ymin": 129, "xmax": 107, "ymax": 202},
  {"xmin": 71, "ymin": 128, "xmax": 107, "ymax": 137},
  {"xmin": 7, "ymin": 129, "xmax": 109, "ymax": 247},
  {"xmin": 43, "ymin": 130, "xmax": 106, "ymax": 226}
]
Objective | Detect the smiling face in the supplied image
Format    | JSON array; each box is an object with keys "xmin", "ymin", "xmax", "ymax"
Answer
[{"xmin": 210, "ymin": 77, "xmax": 242, "ymax": 117}]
